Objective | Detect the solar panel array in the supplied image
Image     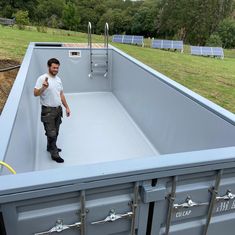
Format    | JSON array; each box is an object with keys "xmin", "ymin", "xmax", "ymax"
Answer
[
  {"xmin": 191, "ymin": 46, "xmax": 224, "ymax": 59},
  {"xmin": 112, "ymin": 35, "xmax": 224, "ymax": 58},
  {"xmin": 112, "ymin": 35, "xmax": 144, "ymax": 46},
  {"xmin": 0, "ymin": 17, "xmax": 15, "ymax": 26},
  {"xmin": 152, "ymin": 39, "xmax": 184, "ymax": 52}
]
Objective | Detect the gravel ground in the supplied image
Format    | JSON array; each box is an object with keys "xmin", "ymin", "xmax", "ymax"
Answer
[{"xmin": 0, "ymin": 59, "xmax": 19, "ymax": 114}]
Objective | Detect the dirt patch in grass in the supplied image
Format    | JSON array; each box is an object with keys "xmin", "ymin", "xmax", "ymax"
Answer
[{"xmin": 0, "ymin": 59, "xmax": 20, "ymax": 114}]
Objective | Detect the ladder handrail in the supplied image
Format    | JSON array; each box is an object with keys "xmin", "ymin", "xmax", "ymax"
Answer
[
  {"xmin": 104, "ymin": 22, "xmax": 109, "ymax": 77},
  {"xmin": 104, "ymin": 22, "xmax": 109, "ymax": 48},
  {"xmin": 88, "ymin": 22, "xmax": 92, "ymax": 48},
  {"xmin": 88, "ymin": 22, "xmax": 92, "ymax": 77},
  {"xmin": 88, "ymin": 22, "xmax": 109, "ymax": 78}
]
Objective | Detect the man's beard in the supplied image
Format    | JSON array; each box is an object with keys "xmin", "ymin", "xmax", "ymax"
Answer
[{"xmin": 50, "ymin": 70, "xmax": 58, "ymax": 76}]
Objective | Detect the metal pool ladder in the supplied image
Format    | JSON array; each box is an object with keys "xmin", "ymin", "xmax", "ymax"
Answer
[{"xmin": 88, "ymin": 22, "xmax": 109, "ymax": 78}]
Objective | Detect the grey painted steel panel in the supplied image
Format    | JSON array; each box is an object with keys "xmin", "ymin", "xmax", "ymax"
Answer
[
  {"xmin": 35, "ymin": 92, "xmax": 158, "ymax": 171},
  {"xmin": 1, "ymin": 53, "xmax": 40, "ymax": 174},
  {"xmin": 0, "ymin": 43, "xmax": 34, "ymax": 164},
  {"xmin": 150, "ymin": 170, "xmax": 235, "ymax": 234},
  {"xmin": 33, "ymin": 48, "xmax": 112, "ymax": 93},
  {"xmin": 1, "ymin": 182, "xmax": 142, "ymax": 235},
  {"xmin": 111, "ymin": 49, "xmax": 235, "ymax": 154}
]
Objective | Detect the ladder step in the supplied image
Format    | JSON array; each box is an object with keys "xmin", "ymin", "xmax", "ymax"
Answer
[
  {"xmin": 92, "ymin": 62, "xmax": 107, "ymax": 67},
  {"xmin": 91, "ymin": 70, "xmax": 108, "ymax": 74},
  {"xmin": 91, "ymin": 53, "xmax": 107, "ymax": 57},
  {"xmin": 89, "ymin": 72, "xmax": 108, "ymax": 78}
]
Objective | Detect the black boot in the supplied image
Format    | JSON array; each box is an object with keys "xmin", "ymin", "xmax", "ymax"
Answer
[{"xmin": 51, "ymin": 152, "xmax": 64, "ymax": 163}]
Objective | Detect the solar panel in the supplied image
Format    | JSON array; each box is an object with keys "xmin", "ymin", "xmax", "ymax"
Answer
[
  {"xmin": 190, "ymin": 46, "xmax": 224, "ymax": 59},
  {"xmin": 202, "ymin": 47, "xmax": 213, "ymax": 56},
  {"xmin": 112, "ymin": 35, "xmax": 144, "ymax": 46},
  {"xmin": 123, "ymin": 35, "xmax": 134, "ymax": 44},
  {"xmin": 133, "ymin": 36, "xmax": 144, "ymax": 46},
  {"xmin": 112, "ymin": 35, "xmax": 123, "ymax": 43},
  {"xmin": 152, "ymin": 40, "xmax": 162, "ymax": 49},
  {"xmin": 173, "ymin": 41, "xmax": 183, "ymax": 50},
  {"xmin": 0, "ymin": 17, "xmax": 15, "ymax": 26},
  {"xmin": 213, "ymin": 47, "xmax": 224, "ymax": 58},
  {"xmin": 191, "ymin": 46, "xmax": 202, "ymax": 55},
  {"xmin": 152, "ymin": 39, "xmax": 183, "ymax": 52},
  {"xmin": 162, "ymin": 40, "xmax": 172, "ymax": 49}
]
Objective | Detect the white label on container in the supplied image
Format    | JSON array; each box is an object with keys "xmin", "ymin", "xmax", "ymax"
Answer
[
  {"xmin": 215, "ymin": 200, "xmax": 235, "ymax": 213},
  {"xmin": 175, "ymin": 210, "xmax": 192, "ymax": 218},
  {"xmin": 216, "ymin": 201, "xmax": 229, "ymax": 212}
]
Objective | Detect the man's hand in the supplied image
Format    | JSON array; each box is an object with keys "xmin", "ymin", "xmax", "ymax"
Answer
[
  {"xmin": 34, "ymin": 77, "xmax": 49, "ymax": 96},
  {"xmin": 42, "ymin": 77, "xmax": 49, "ymax": 89},
  {"xmin": 66, "ymin": 107, "xmax": 71, "ymax": 117}
]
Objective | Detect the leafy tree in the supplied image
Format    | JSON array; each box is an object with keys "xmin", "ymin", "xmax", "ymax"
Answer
[
  {"xmin": 97, "ymin": 9, "xmax": 127, "ymax": 35},
  {"xmin": 132, "ymin": 6, "xmax": 156, "ymax": 37},
  {"xmin": 34, "ymin": 0, "xmax": 65, "ymax": 26},
  {"xmin": 217, "ymin": 18, "xmax": 235, "ymax": 48},
  {"xmin": 62, "ymin": 1, "xmax": 80, "ymax": 31},
  {"xmin": 0, "ymin": 4, "xmax": 14, "ymax": 18},
  {"xmin": 158, "ymin": 0, "xmax": 234, "ymax": 45},
  {"xmin": 0, "ymin": 0, "xmax": 38, "ymax": 19},
  {"xmin": 14, "ymin": 10, "xmax": 29, "ymax": 29},
  {"xmin": 0, "ymin": 0, "xmax": 234, "ymax": 44},
  {"xmin": 206, "ymin": 33, "xmax": 223, "ymax": 47}
]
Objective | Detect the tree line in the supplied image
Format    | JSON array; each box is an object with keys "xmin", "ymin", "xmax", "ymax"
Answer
[{"xmin": 0, "ymin": 0, "xmax": 235, "ymax": 48}]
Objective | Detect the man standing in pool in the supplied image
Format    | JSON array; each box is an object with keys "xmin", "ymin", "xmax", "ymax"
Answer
[{"xmin": 34, "ymin": 58, "xmax": 71, "ymax": 163}]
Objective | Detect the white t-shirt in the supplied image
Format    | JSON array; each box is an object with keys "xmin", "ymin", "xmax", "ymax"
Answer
[{"xmin": 35, "ymin": 73, "xmax": 63, "ymax": 107}]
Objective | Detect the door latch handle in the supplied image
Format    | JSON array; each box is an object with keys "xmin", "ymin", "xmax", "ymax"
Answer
[
  {"xmin": 216, "ymin": 190, "xmax": 235, "ymax": 201},
  {"xmin": 91, "ymin": 210, "xmax": 133, "ymax": 225},
  {"xmin": 34, "ymin": 219, "xmax": 81, "ymax": 235},
  {"xmin": 174, "ymin": 196, "xmax": 208, "ymax": 209}
]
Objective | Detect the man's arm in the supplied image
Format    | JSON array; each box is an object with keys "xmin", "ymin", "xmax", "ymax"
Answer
[
  {"xmin": 34, "ymin": 77, "xmax": 49, "ymax": 96},
  {"xmin": 60, "ymin": 91, "xmax": 71, "ymax": 117},
  {"xmin": 34, "ymin": 87, "xmax": 46, "ymax": 96}
]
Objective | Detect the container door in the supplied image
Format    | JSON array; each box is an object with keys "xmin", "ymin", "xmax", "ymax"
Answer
[
  {"xmin": 85, "ymin": 182, "xmax": 141, "ymax": 235},
  {"xmin": 144, "ymin": 169, "xmax": 235, "ymax": 235},
  {"xmin": 2, "ymin": 191, "xmax": 83, "ymax": 235},
  {"xmin": 1, "ymin": 181, "xmax": 149, "ymax": 235}
]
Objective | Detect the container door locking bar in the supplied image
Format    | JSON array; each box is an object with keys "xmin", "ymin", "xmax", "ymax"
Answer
[
  {"xmin": 91, "ymin": 210, "xmax": 133, "ymax": 225},
  {"xmin": 165, "ymin": 176, "xmax": 177, "ymax": 235},
  {"xmin": 173, "ymin": 196, "xmax": 208, "ymax": 209},
  {"xmin": 203, "ymin": 169, "xmax": 223, "ymax": 235},
  {"xmin": 34, "ymin": 219, "xmax": 81, "ymax": 235},
  {"xmin": 34, "ymin": 190, "xmax": 86, "ymax": 235},
  {"xmin": 216, "ymin": 189, "xmax": 235, "ymax": 201},
  {"xmin": 91, "ymin": 182, "xmax": 139, "ymax": 235}
]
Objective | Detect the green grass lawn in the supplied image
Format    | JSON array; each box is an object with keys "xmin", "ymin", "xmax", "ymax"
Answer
[
  {"xmin": 0, "ymin": 25, "xmax": 104, "ymax": 61},
  {"xmin": 1, "ymin": 25, "xmax": 235, "ymax": 113}
]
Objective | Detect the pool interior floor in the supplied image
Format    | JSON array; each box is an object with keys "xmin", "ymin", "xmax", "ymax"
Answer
[{"xmin": 35, "ymin": 92, "xmax": 159, "ymax": 171}]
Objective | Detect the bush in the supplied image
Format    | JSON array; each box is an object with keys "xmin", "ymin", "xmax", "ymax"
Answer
[
  {"xmin": 47, "ymin": 15, "xmax": 62, "ymax": 29},
  {"xmin": 206, "ymin": 34, "xmax": 223, "ymax": 47},
  {"xmin": 217, "ymin": 19, "xmax": 235, "ymax": 49},
  {"xmin": 36, "ymin": 25, "xmax": 47, "ymax": 33},
  {"xmin": 14, "ymin": 10, "xmax": 30, "ymax": 29}
]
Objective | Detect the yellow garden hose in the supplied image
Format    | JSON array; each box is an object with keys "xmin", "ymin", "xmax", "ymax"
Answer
[{"xmin": 0, "ymin": 161, "xmax": 16, "ymax": 174}]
